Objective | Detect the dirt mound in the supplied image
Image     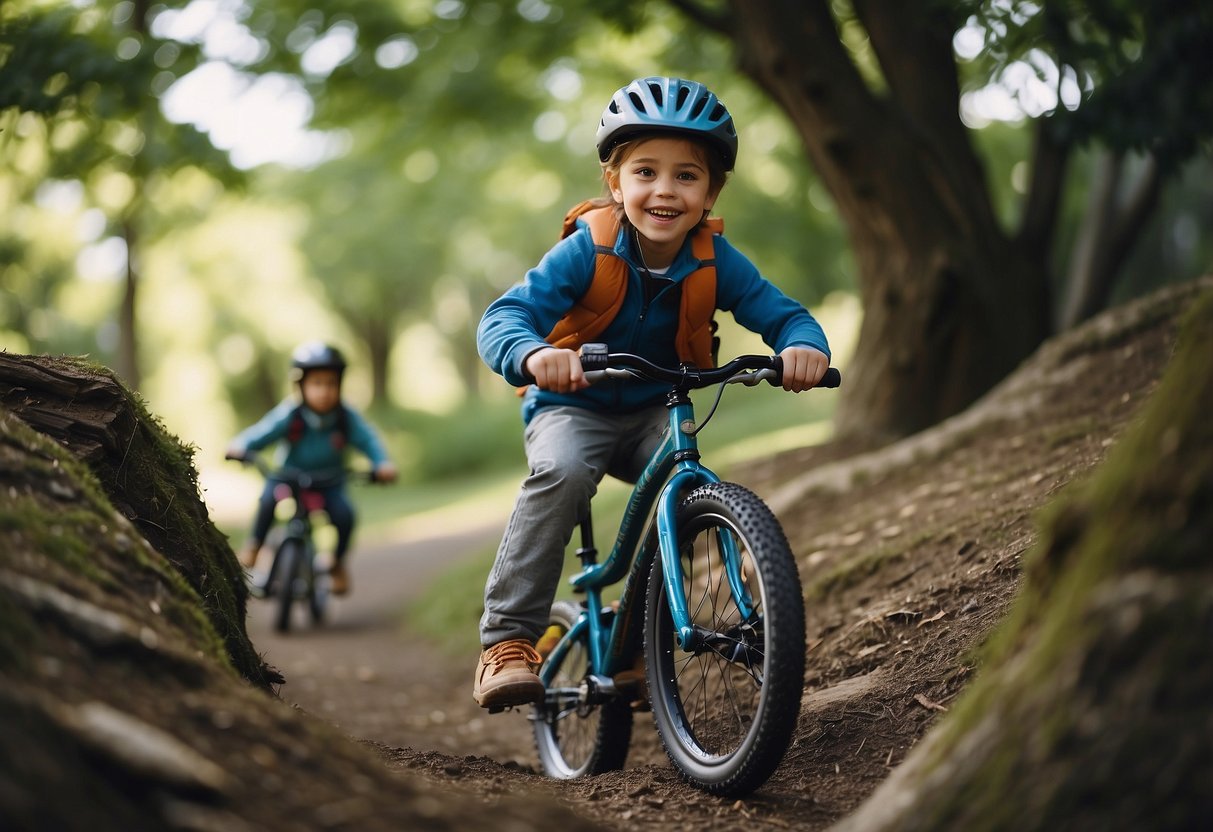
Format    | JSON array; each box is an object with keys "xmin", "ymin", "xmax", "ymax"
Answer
[{"xmin": 1, "ymin": 277, "xmax": 1208, "ymax": 831}]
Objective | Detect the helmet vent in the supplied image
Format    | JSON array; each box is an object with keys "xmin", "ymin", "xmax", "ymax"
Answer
[
  {"xmin": 690, "ymin": 95, "xmax": 708, "ymax": 120},
  {"xmin": 675, "ymin": 85, "xmax": 690, "ymax": 110},
  {"xmin": 709, "ymin": 102, "xmax": 727, "ymax": 122},
  {"xmin": 628, "ymin": 91, "xmax": 646, "ymax": 113},
  {"xmin": 648, "ymin": 81, "xmax": 664, "ymax": 107}
]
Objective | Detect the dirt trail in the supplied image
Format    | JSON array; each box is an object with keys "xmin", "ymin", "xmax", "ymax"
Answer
[{"xmin": 246, "ymin": 521, "xmax": 532, "ymax": 760}]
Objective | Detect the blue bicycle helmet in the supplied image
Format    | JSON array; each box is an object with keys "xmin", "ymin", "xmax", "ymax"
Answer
[
  {"xmin": 596, "ymin": 76, "xmax": 738, "ymax": 171},
  {"xmin": 290, "ymin": 341, "xmax": 347, "ymax": 382}
]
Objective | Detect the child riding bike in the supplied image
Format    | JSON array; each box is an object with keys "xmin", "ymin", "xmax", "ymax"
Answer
[
  {"xmin": 226, "ymin": 341, "xmax": 397, "ymax": 596},
  {"xmin": 473, "ymin": 76, "xmax": 832, "ymax": 710}
]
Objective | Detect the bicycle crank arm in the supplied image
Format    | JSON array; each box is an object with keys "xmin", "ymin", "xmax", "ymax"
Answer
[{"xmin": 579, "ymin": 674, "xmax": 622, "ymax": 704}]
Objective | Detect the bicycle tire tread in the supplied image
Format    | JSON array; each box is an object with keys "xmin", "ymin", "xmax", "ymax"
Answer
[{"xmin": 647, "ymin": 481, "xmax": 805, "ymax": 796}]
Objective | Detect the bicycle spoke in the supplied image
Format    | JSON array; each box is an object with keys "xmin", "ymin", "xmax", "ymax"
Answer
[{"xmin": 673, "ymin": 533, "xmax": 768, "ymax": 756}]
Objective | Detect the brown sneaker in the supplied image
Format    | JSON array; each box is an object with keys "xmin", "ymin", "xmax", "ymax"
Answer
[
  {"xmin": 329, "ymin": 562, "xmax": 350, "ymax": 596},
  {"xmin": 473, "ymin": 639, "xmax": 544, "ymax": 710}
]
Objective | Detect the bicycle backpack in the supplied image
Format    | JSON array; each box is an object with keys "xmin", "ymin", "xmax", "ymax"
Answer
[
  {"xmin": 544, "ymin": 200, "xmax": 722, "ymax": 369},
  {"xmin": 285, "ymin": 403, "xmax": 348, "ymax": 450}
]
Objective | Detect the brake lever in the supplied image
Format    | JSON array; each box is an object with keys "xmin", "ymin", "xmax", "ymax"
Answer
[
  {"xmin": 583, "ymin": 367, "xmax": 636, "ymax": 385},
  {"xmin": 729, "ymin": 369, "xmax": 776, "ymax": 387}
]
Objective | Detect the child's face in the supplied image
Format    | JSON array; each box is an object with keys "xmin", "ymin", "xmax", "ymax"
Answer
[
  {"xmin": 609, "ymin": 137, "xmax": 720, "ymax": 268},
  {"xmin": 300, "ymin": 369, "xmax": 341, "ymax": 414}
]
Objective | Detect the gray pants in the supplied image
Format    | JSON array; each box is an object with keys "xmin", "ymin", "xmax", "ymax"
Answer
[{"xmin": 480, "ymin": 405, "xmax": 668, "ymax": 647}]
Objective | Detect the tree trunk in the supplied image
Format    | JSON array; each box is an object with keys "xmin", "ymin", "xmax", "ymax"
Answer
[
  {"xmin": 714, "ymin": 0, "xmax": 1054, "ymax": 440},
  {"xmin": 117, "ymin": 218, "xmax": 140, "ymax": 389},
  {"xmin": 363, "ymin": 316, "xmax": 393, "ymax": 408},
  {"xmin": 114, "ymin": 0, "xmax": 153, "ymax": 392}
]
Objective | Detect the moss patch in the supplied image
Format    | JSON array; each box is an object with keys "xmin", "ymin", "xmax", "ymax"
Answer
[{"xmin": 0, "ymin": 354, "xmax": 274, "ymax": 689}]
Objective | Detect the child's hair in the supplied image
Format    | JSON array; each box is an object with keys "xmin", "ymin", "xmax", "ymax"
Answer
[{"xmin": 595, "ymin": 131, "xmax": 731, "ymax": 229}]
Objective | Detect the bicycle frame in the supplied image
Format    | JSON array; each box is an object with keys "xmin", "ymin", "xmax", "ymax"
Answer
[
  {"xmin": 269, "ymin": 493, "xmax": 316, "ymax": 573},
  {"xmin": 551, "ymin": 386, "xmax": 744, "ymax": 684},
  {"xmin": 538, "ymin": 349, "xmax": 839, "ymax": 691},
  {"xmin": 233, "ymin": 456, "xmax": 341, "ymax": 599}
]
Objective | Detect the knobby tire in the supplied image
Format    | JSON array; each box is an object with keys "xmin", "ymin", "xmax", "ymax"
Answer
[{"xmin": 645, "ymin": 481, "xmax": 806, "ymax": 796}]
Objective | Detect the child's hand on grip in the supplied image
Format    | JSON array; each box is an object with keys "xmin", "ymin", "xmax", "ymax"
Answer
[
  {"xmin": 778, "ymin": 346, "xmax": 830, "ymax": 392},
  {"xmin": 525, "ymin": 347, "xmax": 590, "ymax": 393}
]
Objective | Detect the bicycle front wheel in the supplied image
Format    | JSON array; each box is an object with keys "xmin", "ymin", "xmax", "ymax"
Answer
[
  {"xmin": 274, "ymin": 540, "xmax": 304, "ymax": 633},
  {"xmin": 645, "ymin": 482, "xmax": 806, "ymax": 796},
  {"xmin": 307, "ymin": 546, "xmax": 327, "ymax": 625},
  {"xmin": 532, "ymin": 601, "xmax": 632, "ymax": 778}
]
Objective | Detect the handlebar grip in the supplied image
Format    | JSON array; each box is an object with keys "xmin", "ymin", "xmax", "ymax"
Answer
[
  {"xmin": 765, "ymin": 359, "xmax": 842, "ymax": 389},
  {"xmin": 579, "ymin": 343, "xmax": 609, "ymax": 371},
  {"xmin": 767, "ymin": 355, "xmax": 784, "ymax": 387}
]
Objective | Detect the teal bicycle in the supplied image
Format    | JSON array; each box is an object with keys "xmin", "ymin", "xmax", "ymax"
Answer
[{"xmin": 530, "ymin": 344, "xmax": 840, "ymax": 797}]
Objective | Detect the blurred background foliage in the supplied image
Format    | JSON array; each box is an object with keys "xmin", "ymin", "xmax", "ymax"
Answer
[{"xmin": 1, "ymin": 0, "xmax": 1210, "ymax": 532}]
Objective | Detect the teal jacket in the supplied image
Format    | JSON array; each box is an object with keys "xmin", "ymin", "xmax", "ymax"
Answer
[
  {"xmin": 478, "ymin": 219, "xmax": 831, "ymax": 423},
  {"xmin": 230, "ymin": 399, "xmax": 390, "ymax": 478}
]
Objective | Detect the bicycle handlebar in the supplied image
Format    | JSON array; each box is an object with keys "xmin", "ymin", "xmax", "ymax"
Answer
[
  {"xmin": 224, "ymin": 453, "xmax": 378, "ymax": 488},
  {"xmin": 578, "ymin": 344, "xmax": 841, "ymax": 390}
]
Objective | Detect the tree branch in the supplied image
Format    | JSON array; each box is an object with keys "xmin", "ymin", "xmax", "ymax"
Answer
[
  {"xmin": 666, "ymin": 0, "xmax": 733, "ymax": 35},
  {"xmin": 1060, "ymin": 152, "xmax": 1162, "ymax": 328},
  {"xmin": 1017, "ymin": 118, "xmax": 1072, "ymax": 268}
]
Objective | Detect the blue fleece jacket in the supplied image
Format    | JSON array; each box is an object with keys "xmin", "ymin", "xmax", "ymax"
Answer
[
  {"xmin": 230, "ymin": 399, "xmax": 390, "ymax": 477},
  {"xmin": 478, "ymin": 218, "xmax": 831, "ymax": 423}
]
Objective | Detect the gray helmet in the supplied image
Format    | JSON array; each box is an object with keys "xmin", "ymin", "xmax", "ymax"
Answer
[
  {"xmin": 596, "ymin": 76, "xmax": 738, "ymax": 170},
  {"xmin": 290, "ymin": 341, "xmax": 346, "ymax": 381}
]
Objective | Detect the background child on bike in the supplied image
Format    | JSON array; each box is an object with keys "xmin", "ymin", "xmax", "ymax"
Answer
[
  {"xmin": 226, "ymin": 341, "xmax": 397, "ymax": 596},
  {"xmin": 473, "ymin": 76, "xmax": 832, "ymax": 709}
]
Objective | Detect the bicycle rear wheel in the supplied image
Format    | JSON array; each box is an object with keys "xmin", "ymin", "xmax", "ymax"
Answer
[
  {"xmin": 532, "ymin": 601, "xmax": 632, "ymax": 778},
  {"xmin": 274, "ymin": 540, "xmax": 304, "ymax": 633},
  {"xmin": 645, "ymin": 482, "xmax": 805, "ymax": 796}
]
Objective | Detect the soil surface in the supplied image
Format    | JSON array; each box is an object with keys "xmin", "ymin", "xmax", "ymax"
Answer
[{"xmin": 240, "ymin": 284, "xmax": 1192, "ymax": 831}]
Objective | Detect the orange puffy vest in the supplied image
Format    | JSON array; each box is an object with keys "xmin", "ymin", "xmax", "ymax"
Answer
[{"xmin": 544, "ymin": 200, "xmax": 722, "ymax": 369}]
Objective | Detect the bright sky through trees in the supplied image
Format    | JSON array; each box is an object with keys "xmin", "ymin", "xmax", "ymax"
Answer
[
  {"xmin": 147, "ymin": 0, "xmax": 1078, "ymax": 172},
  {"xmin": 954, "ymin": 16, "xmax": 1085, "ymax": 127},
  {"xmin": 153, "ymin": 0, "xmax": 350, "ymax": 168}
]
